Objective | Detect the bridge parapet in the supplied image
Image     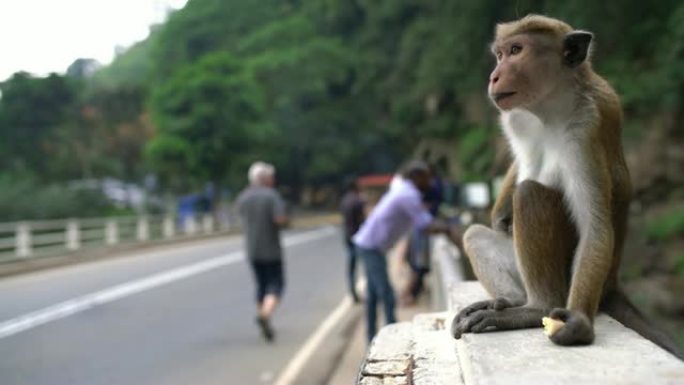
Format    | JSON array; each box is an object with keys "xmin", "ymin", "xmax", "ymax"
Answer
[{"xmin": 357, "ymin": 236, "xmax": 684, "ymax": 385}]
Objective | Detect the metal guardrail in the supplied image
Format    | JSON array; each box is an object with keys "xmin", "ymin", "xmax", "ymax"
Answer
[{"xmin": 0, "ymin": 215, "xmax": 233, "ymax": 263}]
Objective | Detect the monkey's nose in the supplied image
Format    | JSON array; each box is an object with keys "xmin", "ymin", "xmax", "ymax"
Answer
[{"xmin": 490, "ymin": 68, "xmax": 501, "ymax": 84}]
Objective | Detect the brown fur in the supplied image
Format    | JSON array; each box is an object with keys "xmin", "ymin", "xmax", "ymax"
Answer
[
  {"xmin": 491, "ymin": 14, "xmax": 630, "ymax": 323},
  {"xmin": 495, "ymin": 15, "xmax": 572, "ymax": 41},
  {"xmin": 453, "ymin": 15, "xmax": 682, "ymax": 359}
]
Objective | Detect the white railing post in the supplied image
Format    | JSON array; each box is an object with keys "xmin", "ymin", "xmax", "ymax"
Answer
[
  {"xmin": 66, "ymin": 220, "xmax": 80, "ymax": 251},
  {"xmin": 184, "ymin": 216, "xmax": 197, "ymax": 236},
  {"xmin": 163, "ymin": 216, "xmax": 175, "ymax": 239},
  {"xmin": 202, "ymin": 215, "xmax": 214, "ymax": 234},
  {"xmin": 105, "ymin": 219, "xmax": 119, "ymax": 245},
  {"xmin": 137, "ymin": 216, "xmax": 149, "ymax": 242},
  {"xmin": 15, "ymin": 222, "xmax": 31, "ymax": 258}
]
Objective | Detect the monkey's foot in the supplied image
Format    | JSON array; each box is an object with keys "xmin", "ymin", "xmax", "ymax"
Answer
[
  {"xmin": 546, "ymin": 308, "xmax": 594, "ymax": 346},
  {"xmin": 453, "ymin": 298, "xmax": 517, "ymax": 324},
  {"xmin": 452, "ymin": 305, "xmax": 544, "ymax": 339}
]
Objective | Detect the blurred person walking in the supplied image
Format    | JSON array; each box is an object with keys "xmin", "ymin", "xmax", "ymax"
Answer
[
  {"xmin": 236, "ymin": 161, "xmax": 289, "ymax": 342},
  {"xmin": 340, "ymin": 178, "xmax": 366, "ymax": 303},
  {"xmin": 353, "ymin": 160, "xmax": 449, "ymax": 342}
]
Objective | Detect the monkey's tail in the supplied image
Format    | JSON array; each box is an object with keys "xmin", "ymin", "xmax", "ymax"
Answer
[{"xmin": 602, "ymin": 289, "xmax": 684, "ymax": 361}]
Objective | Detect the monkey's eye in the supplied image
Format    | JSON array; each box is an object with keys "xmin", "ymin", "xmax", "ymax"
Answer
[
  {"xmin": 496, "ymin": 51, "xmax": 503, "ymax": 61},
  {"xmin": 510, "ymin": 44, "xmax": 522, "ymax": 55}
]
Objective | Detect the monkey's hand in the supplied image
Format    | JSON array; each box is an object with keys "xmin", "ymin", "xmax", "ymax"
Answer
[
  {"xmin": 452, "ymin": 306, "xmax": 545, "ymax": 338},
  {"xmin": 546, "ymin": 308, "xmax": 595, "ymax": 346},
  {"xmin": 451, "ymin": 298, "xmax": 517, "ymax": 339}
]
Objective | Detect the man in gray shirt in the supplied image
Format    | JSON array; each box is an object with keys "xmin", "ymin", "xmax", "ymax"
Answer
[{"xmin": 236, "ymin": 161, "xmax": 289, "ymax": 342}]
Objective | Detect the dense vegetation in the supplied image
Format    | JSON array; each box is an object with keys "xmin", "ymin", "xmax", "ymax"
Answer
[{"xmin": 1, "ymin": 0, "xmax": 682, "ymax": 211}]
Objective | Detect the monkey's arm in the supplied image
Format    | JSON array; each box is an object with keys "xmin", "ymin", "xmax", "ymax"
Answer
[
  {"xmin": 551, "ymin": 149, "xmax": 614, "ymax": 345},
  {"xmin": 491, "ymin": 163, "xmax": 517, "ymax": 233}
]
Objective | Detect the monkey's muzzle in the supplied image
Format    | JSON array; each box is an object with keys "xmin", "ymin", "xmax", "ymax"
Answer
[{"xmin": 492, "ymin": 91, "xmax": 516, "ymax": 102}]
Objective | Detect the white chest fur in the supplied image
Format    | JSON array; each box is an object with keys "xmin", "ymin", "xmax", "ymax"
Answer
[
  {"xmin": 501, "ymin": 108, "xmax": 598, "ymax": 240},
  {"xmin": 501, "ymin": 109, "xmax": 584, "ymax": 190}
]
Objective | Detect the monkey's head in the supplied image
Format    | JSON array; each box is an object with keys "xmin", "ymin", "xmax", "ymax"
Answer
[{"xmin": 488, "ymin": 15, "xmax": 593, "ymax": 111}]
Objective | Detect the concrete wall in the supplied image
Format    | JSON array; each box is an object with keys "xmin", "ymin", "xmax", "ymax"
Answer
[{"xmin": 357, "ymin": 235, "xmax": 684, "ymax": 384}]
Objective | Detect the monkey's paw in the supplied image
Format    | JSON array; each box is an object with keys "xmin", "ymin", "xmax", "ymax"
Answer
[
  {"xmin": 452, "ymin": 306, "xmax": 546, "ymax": 338},
  {"xmin": 451, "ymin": 298, "xmax": 516, "ymax": 339},
  {"xmin": 546, "ymin": 308, "xmax": 595, "ymax": 346}
]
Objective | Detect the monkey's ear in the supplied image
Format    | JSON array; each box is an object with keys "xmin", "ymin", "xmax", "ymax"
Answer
[{"xmin": 563, "ymin": 31, "xmax": 593, "ymax": 68}]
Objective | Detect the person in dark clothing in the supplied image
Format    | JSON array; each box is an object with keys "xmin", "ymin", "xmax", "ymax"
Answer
[
  {"xmin": 402, "ymin": 165, "xmax": 444, "ymax": 305},
  {"xmin": 424, "ymin": 169, "xmax": 444, "ymax": 217},
  {"xmin": 340, "ymin": 179, "xmax": 365, "ymax": 303},
  {"xmin": 236, "ymin": 161, "xmax": 289, "ymax": 342}
]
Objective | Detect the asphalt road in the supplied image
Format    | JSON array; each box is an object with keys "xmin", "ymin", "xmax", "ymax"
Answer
[{"xmin": 0, "ymin": 226, "xmax": 349, "ymax": 385}]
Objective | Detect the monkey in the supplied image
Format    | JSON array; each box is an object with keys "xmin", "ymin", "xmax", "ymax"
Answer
[{"xmin": 450, "ymin": 14, "xmax": 683, "ymax": 359}]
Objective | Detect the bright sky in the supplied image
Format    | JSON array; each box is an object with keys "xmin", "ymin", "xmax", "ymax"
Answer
[{"xmin": 0, "ymin": 0, "xmax": 188, "ymax": 81}]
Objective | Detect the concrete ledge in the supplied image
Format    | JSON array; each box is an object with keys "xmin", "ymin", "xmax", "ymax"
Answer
[
  {"xmin": 451, "ymin": 282, "xmax": 684, "ymax": 384},
  {"xmin": 358, "ymin": 281, "xmax": 684, "ymax": 385},
  {"xmin": 358, "ymin": 315, "xmax": 462, "ymax": 385}
]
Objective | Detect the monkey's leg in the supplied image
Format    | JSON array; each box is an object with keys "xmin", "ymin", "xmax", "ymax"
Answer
[
  {"xmin": 456, "ymin": 180, "xmax": 577, "ymax": 336},
  {"xmin": 451, "ymin": 224, "xmax": 526, "ymax": 338},
  {"xmin": 462, "ymin": 224, "xmax": 525, "ymax": 301}
]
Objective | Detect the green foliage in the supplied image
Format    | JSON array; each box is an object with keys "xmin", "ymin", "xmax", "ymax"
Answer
[
  {"xmin": 457, "ymin": 126, "xmax": 496, "ymax": 181},
  {"xmin": 239, "ymin": 15, "xmax": 364, "ymax": 185},
  {"xmin": 93, "ymin": 36, "xmax": 157, "ymax": 89},
  {"xmin": 150, "ymin": 0, "xmax": 288, "ymax": 81},
  {"xmin": 144, "ymin": 134, "xmax": 192, "ymax": 189},
  {"xmin": 0, "ymin": 174, "xmax": 126, "ymax": 221},
  {"xmin": 148, "ymin": 52, "xmax": 268, "ymax": 188},
  {"xmin": 0, "ymin": 72, "xmax": 80, "ymax": 178},
  {"xmin": 3, "ymin": 0, "xmax": 684, "ymax": 209},
  {"xmin": 675, "ymin": 255, "xmax": 684, "ymax": 280},
  {"xmin": 646, "ymin": 208, "xmax": 684, "ymax": 241},
  {"xmin": 0, "ymin": 70, "xmax": 153, "ymax": 185}
]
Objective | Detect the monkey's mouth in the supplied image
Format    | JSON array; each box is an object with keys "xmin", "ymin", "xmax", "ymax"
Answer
[{"xmin": 493, "ymin": 92, "xmax": 517, "ymax": 102}]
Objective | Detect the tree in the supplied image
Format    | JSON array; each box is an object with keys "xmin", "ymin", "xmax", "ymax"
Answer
[
  {"xmin": 0, "ymin": 72, "xmax": 79, "ymax": 178},
  {"xmin": 239, "ymin": 15, "xmax": 365, "ymax": 188},
  {"xmin": 148, "ymin": 52, "xmax": 268, "ymax": 191},
  {"xmin": 151, "ymin": 0, "xmax": 287, "ymax": 82}
]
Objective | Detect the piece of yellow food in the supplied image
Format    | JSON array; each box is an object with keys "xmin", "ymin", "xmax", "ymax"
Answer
[{"xmin": 542, "ymin": 317, "xmax": 565, "ymax": 337}]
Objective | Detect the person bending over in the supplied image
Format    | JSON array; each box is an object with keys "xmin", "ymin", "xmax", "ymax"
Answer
[{"xmin": 353, "ymin": 160, "xmax": 449, "ymax": 342}]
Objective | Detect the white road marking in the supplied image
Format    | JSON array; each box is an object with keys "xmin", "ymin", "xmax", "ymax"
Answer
[
  {"xmin": 274, "ymin": 295, "xmax": 354, "ymax": 385},
  {"xmin": 0, "ymin": 226, "xmax": 336, "ymax": 340}
]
